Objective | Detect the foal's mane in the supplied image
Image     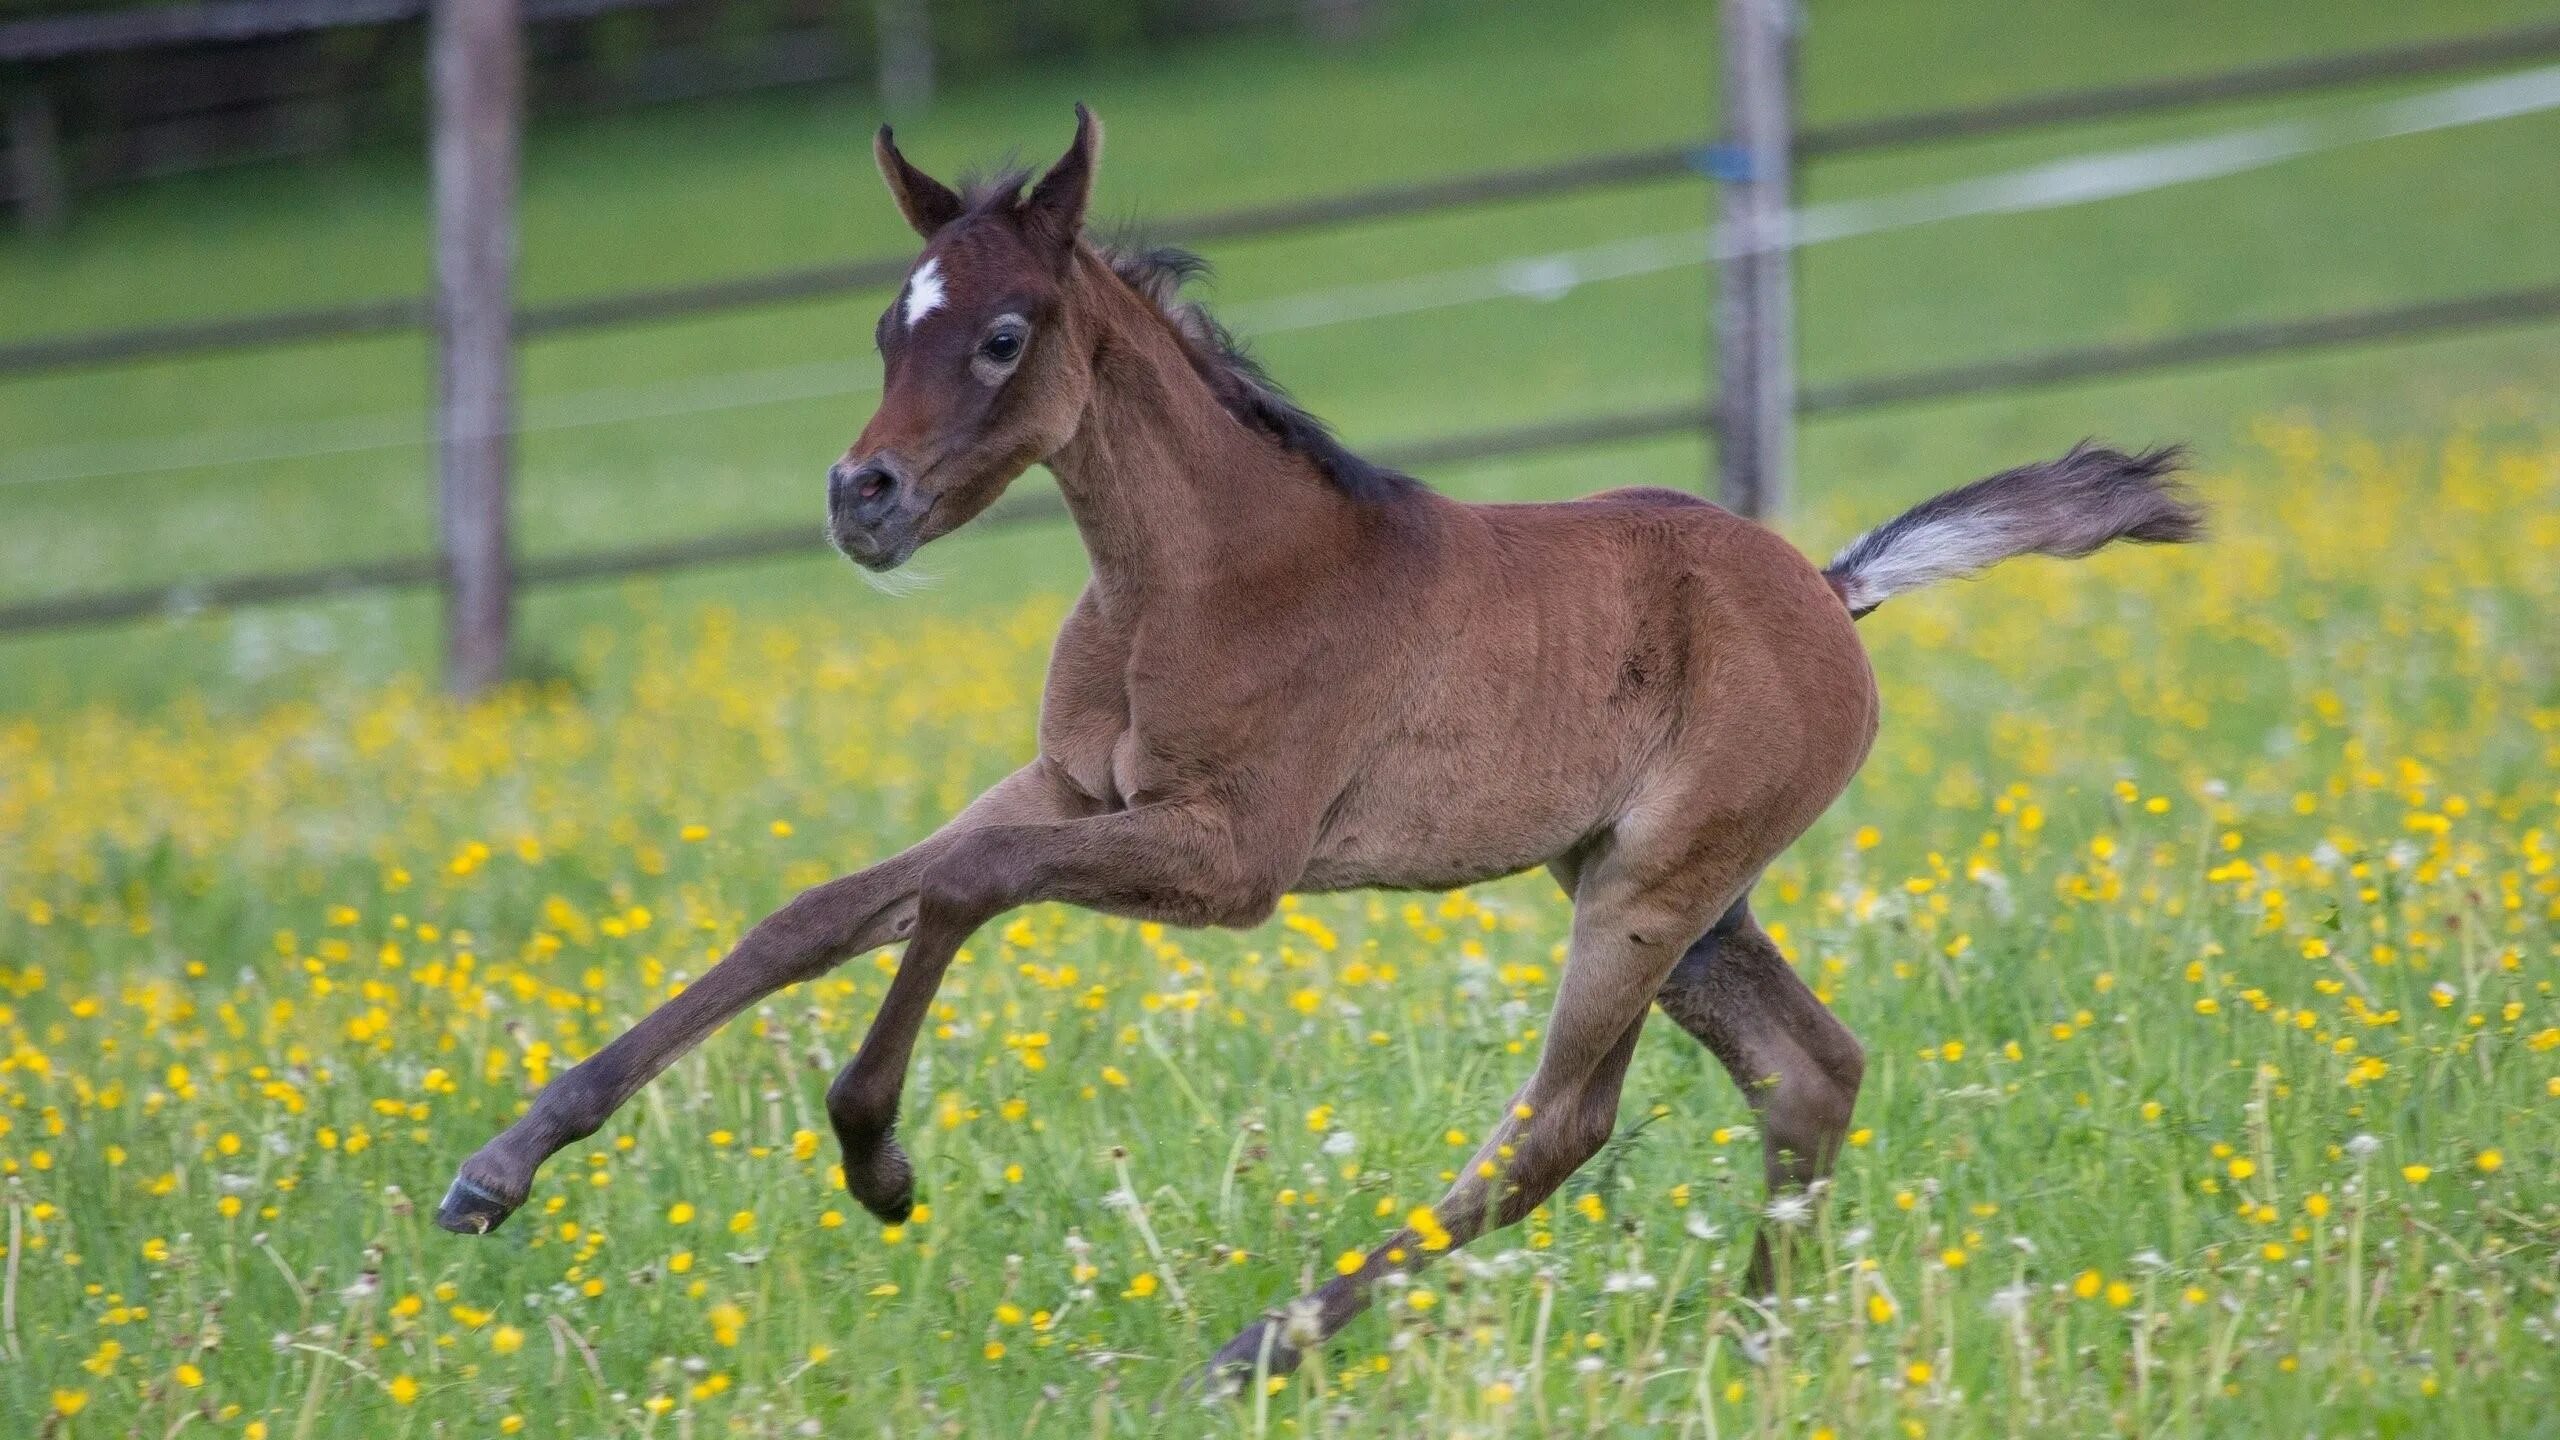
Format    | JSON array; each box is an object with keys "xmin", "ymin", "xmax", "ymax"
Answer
[{"xmin": 957, "ymin": 170, "xmax": 1423, "ymax": 505}]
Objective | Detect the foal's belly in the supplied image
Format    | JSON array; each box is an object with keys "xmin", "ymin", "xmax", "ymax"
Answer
[{"xmin": 1293, "ymin": 768, "xmax": 1607, "ymax": 894}]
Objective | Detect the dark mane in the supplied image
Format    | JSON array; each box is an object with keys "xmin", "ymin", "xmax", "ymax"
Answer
[
  {"xmin": 948, "ymin": 171, "xmax": 1421, "ymax": 504},
  {"xmin": 1096, "ymin": 242, "xmax": 1422, "ymax": 503}
]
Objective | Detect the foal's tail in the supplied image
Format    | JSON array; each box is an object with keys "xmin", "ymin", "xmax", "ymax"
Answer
[{"xmin": 1822, "ymin": 443, "xmax": 2203, "ymax": 618}]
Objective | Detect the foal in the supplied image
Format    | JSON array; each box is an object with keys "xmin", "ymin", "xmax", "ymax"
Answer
[{"xmin": 437, "ymin": 106, "xmax": 2202, "ymax": 1379}]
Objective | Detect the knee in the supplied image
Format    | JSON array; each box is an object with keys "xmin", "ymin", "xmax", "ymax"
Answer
[
  {"xmin": 1162, "ymin": 845, "xmax": 1286, "ymax": 929},
  {"xmin": 1206, "ymin": 870, "xmax": 1286, "ymax": 929},
  {"xmin": 1763, "ymin": 1056, "xmax": 1858, "ymax": 1148},
  {"xmin": 916, "ymin": 851, "xmax": 1019, "ymax": 929},
  {"xmin": 1830, "ymin": 1030, "xmax": 1866, "ymax": 1095}
]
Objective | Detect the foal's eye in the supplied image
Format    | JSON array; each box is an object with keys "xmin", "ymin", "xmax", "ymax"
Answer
[{"xmin": 981, "ymin": 329, "xmax": 1024, "ymax": 365}]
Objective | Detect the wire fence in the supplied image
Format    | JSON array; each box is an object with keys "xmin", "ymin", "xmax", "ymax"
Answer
[
  {"xmin": 12, "ymin": 16, "xmax": 2560, "ymax": 380},
  {"xmin": 4, "ymin": 17, "xmax": 2559, "ymax": 639}
]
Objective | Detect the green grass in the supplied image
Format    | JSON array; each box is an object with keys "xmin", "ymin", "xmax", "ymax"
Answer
[
  {"xmin": 3, "ymin": 10, "xmax": 2560, "ymax": 1429},
  {"xmin": 3, "ymin": 423, "xmax": 2556, "ymax": 1436}
]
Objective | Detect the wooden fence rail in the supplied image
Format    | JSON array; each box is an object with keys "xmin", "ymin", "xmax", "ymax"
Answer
[
  {"xmin": 9, "ymin": 279, "xmax": 2555, "ymax": 639},
  {"xmin": 9, "ymin": 17, "xmax": 2560, "ymax": 379}
]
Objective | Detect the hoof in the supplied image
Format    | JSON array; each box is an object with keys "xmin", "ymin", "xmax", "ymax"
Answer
[
  {"xmin": 434, "ymin": 1173, "xmax": 519, "ymax": 1235},
  {"xmin": 841, "ymin": 1137, "xmax": 915, "ymax": 1224},
  {"xmin": 1195, "ymin": 1318, "xmax": 1303, "ymax": 1396}
]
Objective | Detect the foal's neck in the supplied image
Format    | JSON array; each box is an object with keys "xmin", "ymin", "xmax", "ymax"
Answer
[{"xmin": 1044, "ymin": 253, "xmax": 1356, "ymax": 613}]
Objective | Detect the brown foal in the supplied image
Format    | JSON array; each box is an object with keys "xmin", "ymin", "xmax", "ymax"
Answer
[{"xmin": 436, "ymin": 106, "xmax": 2203, "ymax": 1382}]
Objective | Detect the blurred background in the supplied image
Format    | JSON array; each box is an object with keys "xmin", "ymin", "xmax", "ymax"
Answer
[{"xmin": 3, "ymin": 0, "xmax": 2557, "ymax": 704}]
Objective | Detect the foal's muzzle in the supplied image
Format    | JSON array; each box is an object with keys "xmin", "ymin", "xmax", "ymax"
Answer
[{"xmin": 827, "ymin": 457, "xmax": 924, "ymax": 570}]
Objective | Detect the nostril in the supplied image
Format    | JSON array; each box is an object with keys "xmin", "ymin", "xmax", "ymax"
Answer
[{"xmin": 858, "ymin": 473, "xmax": 889, "ymax": 501}]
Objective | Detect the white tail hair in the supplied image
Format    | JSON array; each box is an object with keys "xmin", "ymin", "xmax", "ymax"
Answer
[{"xmin": 1824, "ymin": 443, "xmax": 2203, "ymax": 616}]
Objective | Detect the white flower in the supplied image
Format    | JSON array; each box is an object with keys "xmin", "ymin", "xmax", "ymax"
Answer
[
  {"xmin": 1684, "ymin": 1211, "xmax": 1724, "ymax": 1242},
  {"xmin": 1763, "ymin": 1193, "xmax": 1814, "ymax": 1227},
  {"xmin": 2347, "ymin": 1133, "xmax": 2382, "ymax": 1160},
  {"xmin": 1321, "ymin": 1130, "xmax": 1359, "ymax": 1158},
  {"xmin": 1283, "ymin": 1298, "xmax": 1325, "ymax": 1346},
  {"xmin": 1602, "ymin": 1269, "xmax": 1659, "ymax": 1294}
]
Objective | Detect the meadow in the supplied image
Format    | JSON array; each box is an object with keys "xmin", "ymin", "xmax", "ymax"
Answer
[
  {"xmin": 7, "ymin": 0, "xmax": 2560, "ymax": 712},
  {"xmin": 5, "ymin": 418, "xmax": 2556, "ymax": 1436},
  {"xmin": 6, "ymin": 0, "xmax": 2560, "ymax": 1433}
]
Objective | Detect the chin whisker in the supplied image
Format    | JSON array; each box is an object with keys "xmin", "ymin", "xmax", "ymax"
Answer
[{"xmin": 854, "ymin": 557, "xmax": 943, "ymax": 597}]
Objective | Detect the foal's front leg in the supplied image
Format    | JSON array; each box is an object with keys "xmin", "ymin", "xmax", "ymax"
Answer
[
  {"xmin": 822, "ymin": 804, "xmax": 1285, "ymax": 1222},
  {"xmin": 434, "ymin": 764, "xmax": 1084, "ymax": 1235}
]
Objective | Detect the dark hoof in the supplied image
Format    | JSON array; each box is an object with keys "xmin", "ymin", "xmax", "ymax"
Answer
[
  {"xmin": 434, "ymin": 1173, "xmax": 519, "ymax": 1235},
  {"xmin": 841, "ymin": 1136, "xmax": 915, "ymax": 1224},
  {"xmin": 1193, "ymin": 1318, "xmax": 1303, "ymax": 1398}
]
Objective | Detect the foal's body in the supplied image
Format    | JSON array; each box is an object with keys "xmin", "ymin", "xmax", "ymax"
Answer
[{"xmin": 438, "ymin": 107, "xmax": 2199, "ymax": 1382}]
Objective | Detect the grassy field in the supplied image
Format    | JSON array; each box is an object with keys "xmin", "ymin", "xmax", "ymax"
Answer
[
  {"xmin": 5, "ymin": 422, "xmax": 2557, "ymax": 1436},
  {"xmin": 4, "ymin": 0, "xmax": 2560, "ymax": 709},
  {"xmin": 5, "ymin": 0, "xmax": 2560, "ymax": 1434}
]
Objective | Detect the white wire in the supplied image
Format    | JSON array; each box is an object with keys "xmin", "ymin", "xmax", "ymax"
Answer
[{"xmin": 6, "ymin": 62, "xmax": 2557, "ymax": 490}]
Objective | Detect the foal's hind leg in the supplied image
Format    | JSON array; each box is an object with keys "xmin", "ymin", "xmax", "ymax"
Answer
[
  {"xmin": 1654, "ymin": 895, "xmax": 1865, "ymax": 1290},
  {"xmin": 1203, "ymin": 854, "xmax": 1732, "ymax": 1386}
]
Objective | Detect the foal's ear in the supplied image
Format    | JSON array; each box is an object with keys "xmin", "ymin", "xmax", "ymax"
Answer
[
  {"xmin": 1022, "ymin": 103, "xmax": 1102, "ymax": 258},
  {"xmin": 875, "ymin": 125, "xmax": 964, "ymax": 238}
]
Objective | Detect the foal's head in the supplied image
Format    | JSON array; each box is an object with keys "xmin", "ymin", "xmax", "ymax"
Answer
[{"xmin": 827, "ymin": 107, "xmax": 1105, "ymax": 571}]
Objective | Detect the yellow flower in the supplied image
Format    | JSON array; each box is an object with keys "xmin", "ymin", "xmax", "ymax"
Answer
[
  {"xmin": 1336, "ymin": 1249, "xmax": 1366, "ymax": 1276},
  {"xmin": 175, "ymin": 1362, "xmax": 203, "ymax": 1387},
  {"xmin": 1122, "ymin": 1272, "xmax": 1159, "ymax": 1299},
  {"xmin": 728, "ymin": 1209, "xmax": 755, "ymax": 1233},
  {"xmin": 1408, "ymin": 1207, "xmax": 1452, "ymax": 1251},
  {"xmin": 490, "ymin": 1324, "xmax": 525, "ymax": 1355},
  {"xmin": 1866, "ymin": 1293, "xmax": 1895, "ymax": 1324},
  {"xmin": 386, "ymin": 1374, "xmax": 421, "ymax": 1405},
  {"xmin": 667, "ymin": 1202, "xmax": 695, "ymax": 1224},
  {"xmin": 52, "ymin": 1389, "xmax": 89, "ymax": 1415},
  {"xmin": 2476, "ymin": 1149, "xmax": 2503, "ymax": 1173},
  {"xmin": 709, "ymin": 1301, "xmax": 746, "ymax": 1345},
  {"xmin": 1906, "ymin": 1360, "xmax": 1934, "ymax": 1385},
  {"xmin": 2402, "ymin": 1164, "xmax": 2433, "ymax": 1184}
]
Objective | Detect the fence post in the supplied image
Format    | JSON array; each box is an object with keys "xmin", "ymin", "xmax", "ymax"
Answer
[
  {"xmin": 429, "ymin": 0, "xmax": 522, "ymax": 697},
  {"xmin": 1712, "ymin": 0, "xmax": 1797, "ymax": 518},
  {"xmin": 8, "ymin": 88, "xmax": 69, "ymax": 237}
]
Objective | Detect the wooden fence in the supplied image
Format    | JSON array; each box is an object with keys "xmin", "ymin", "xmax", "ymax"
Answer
[{"xmin": 3, "ymin": 14, "xmax": 2559, "ymax": 685}]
